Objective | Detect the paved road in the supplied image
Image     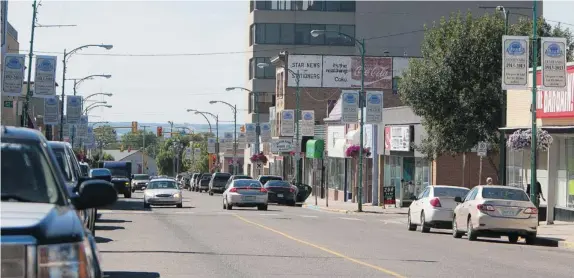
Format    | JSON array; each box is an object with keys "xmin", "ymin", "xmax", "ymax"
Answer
[{"xmin": 95, "ymin": 191, "xmax": 574, "ymax": 278}]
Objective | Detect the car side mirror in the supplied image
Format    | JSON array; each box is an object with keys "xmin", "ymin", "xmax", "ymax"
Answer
[
  {"xmin": 454, "ymin": 197, "xmax": 463, "ymax": 203},
  {"xmin": 71, "ymin": 179, "xmax": 118, "ymax": 210}
]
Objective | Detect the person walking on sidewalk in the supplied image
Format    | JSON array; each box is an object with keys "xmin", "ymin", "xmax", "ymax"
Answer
[{"xmin": 526, "ymin": 181, "xmax": 546, "ymax": 203}]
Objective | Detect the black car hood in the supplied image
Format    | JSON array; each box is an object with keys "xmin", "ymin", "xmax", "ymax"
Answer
[{"xmin": 1, "ymin": 202, "xmax": 84, "ymax": 244}]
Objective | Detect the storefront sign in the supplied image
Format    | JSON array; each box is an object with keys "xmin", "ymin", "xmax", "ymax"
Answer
[
  {"xmin": 365, "ymin": 91, "xmax": 383, "ymax": 123},
  {"xmin": 502, "ymin": 36, "xmax": 529, "ymax": 90},
  {"xmin": 271, "ymin": 138, "xmax": 293, "ymax": 153},
  {"xmin": 207, "ymin": 137, "xmax": 216, "ymax": 153},
  {"xmin": 383, "ymin": 186, "xmax": 396, "ymax": 205},
  {"xmin": 43, "ymin": 96, "xmax": 59, "ymax": 125},
  {"xmin": 2, "ymin": 54, "xmax": 25, "ymax": 97},
  {"xmin": 280, "ymin": 110, "xmax": 295, "ymax": 137},
  {"xmin": 245, "ymin": 123, "xmax": 256, "ymax": 143},
  {"xmin": 33, "ymin": 55, "xmax": 57, "ymax": 98},
  {"xmin": 536, "ymin": 65, "xmax": 574, "ymax": 118},
  {"xmin": 260, "ymin": 122, "xmax": 271, "ymax": 143},
  {"xmin": 287, "ymin": 55, "xmax": 323, "ymax": 87},
  {"xmin": 541, "ymin": 37, "xmax": 568, "ymax": 91},
  {"xmin": 66, "ymin": 95, "xmax": 82, "ymax": 125},
  {"xmin": 389, "ymin": 125, "xmax": 411, "ymax": 151},
  {"xmin": 301, "ymin": 110, "xmax": 315, "ymax": 136},
  {"xmin": 341, "ymin": 90, "xmax": 359, "ymax": 123}
]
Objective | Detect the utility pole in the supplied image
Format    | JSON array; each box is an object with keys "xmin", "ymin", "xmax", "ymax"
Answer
[
  {"xmin": 530, "ymin": 0, "xmax": 539, "ymax": 207},
  {"xmin": 141, "ymin": 125, "xmax": 150, "ymax": 174},
  {"xmin": 233, "ymin": 104, "xmax": 237, "ymax": 175},
  {"xmin": 22, "ymin": 0, "xmax": 38, "ymax": 127}
]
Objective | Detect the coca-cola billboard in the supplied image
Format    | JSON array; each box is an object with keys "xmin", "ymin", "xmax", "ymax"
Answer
[
  {"xmin": 535, "ymin": 64, "xmax": 574, "ymax": 118},
  {"xmin": 287, "ymin": 55, "xmax": 393, "ymax": 89}
]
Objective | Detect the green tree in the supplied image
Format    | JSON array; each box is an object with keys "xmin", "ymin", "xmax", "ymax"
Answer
[
  {"xmin": 121, "ymin": 130, "xmax": 158, "ymax": 156},
  {"xmin": 93, "ymin": 125, "xmax": 119, "ymax": 149},
  {"xmin": 155, "ymin": 133, "xmax": 211, "ymax": 175}
]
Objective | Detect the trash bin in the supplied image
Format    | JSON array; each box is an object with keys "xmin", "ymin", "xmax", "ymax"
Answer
[{"xmin": 347, "ymin": 192, "xmax": 352, "ymax": 201}]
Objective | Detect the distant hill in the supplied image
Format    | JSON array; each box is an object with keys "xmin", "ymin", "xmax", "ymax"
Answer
[{"xmin": 95, "ymin": 122, "xmax": 240, "ymax": 138}]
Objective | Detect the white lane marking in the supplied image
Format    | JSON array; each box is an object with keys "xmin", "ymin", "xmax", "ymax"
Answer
[
  {"xmin": 260, "ymin": 213, "xmax": 279, "ymax": 216},
  {"xmin": 300, "ymin": 215, "xmax": 318, "ymax": 218},
  {"xmin": 380, "ymin": 219, "xmax": 406, "ymax": 225},
  {"xmin": 339, "ymin": 217, "xmax": 364, "ymax": 221},
  {"xmin": 174, "ymin": 211, "xmax": 195, "ymax": 214},
  {"xmin": 98, "ymin": 210, "xmax": 151, "ymax": 214}
]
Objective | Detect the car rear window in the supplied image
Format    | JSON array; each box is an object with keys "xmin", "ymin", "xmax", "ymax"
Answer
[
  {"xmin": 214, "ymin": 174, "xmax": 231, "ymax": 181},
  {"xmin": 266, "ymin": 180, "xmax": 291, "ymax": 187},
  {"xmin": 233, "ymin": 175, "xmax": 252, "ymax": 180},
  {"xmin": 201, "ymin": 174, "xmax": 211, "ymax": 180},
  {"xmin": 260, "ymin": 176, "xmax": 282, "ymax": 184},
  {"xmin": 482, "ymin": 187, "xmax": 530, "ymax": 201},
  {"xmin": 234, "ymin": 180, "xmax": 262, "ymax": 188},
  {"xmin": 434, "ymin": 187, "xmax": 469, "ymax": 198}
]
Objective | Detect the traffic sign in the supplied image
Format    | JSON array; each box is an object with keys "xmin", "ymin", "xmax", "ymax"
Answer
[
  {"xmin": 477, "ymin": 141, "xmax": 487, "ymax": 157},
  {"xmin": 3, "ymin": 100, "xmax": 13, "ymax": 108}
]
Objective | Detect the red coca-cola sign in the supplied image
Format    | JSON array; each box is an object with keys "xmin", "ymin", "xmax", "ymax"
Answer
[
  {"xmin": 351, "ymin": 57, "xmax": 392, "ymax": 89},
  {"xmin": 535, "ymin": 65, "xmax": 574, "ymax": 118}
]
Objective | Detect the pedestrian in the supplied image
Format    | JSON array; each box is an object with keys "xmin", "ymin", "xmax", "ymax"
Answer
[
  {"xmin": 526, "ymin": 181, "xmax": 546, "ymax": 203},
  {"xmin": 486, "ymin": 177, "xmax": 494, "ymax": 185}
]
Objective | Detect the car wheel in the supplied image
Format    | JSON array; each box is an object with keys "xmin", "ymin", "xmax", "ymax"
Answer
[
  {"xmin": 420, "ymin": 212, "xmax": 430, "ymax": 233},
  {"xmin": 452, "ymin": 216, "xmax": 463, "ymax": 238},
  {"xmin": 525, "ymin": 234, "xmax": 537, "ymax": 245},
  {"xmin": 124, "ymin": 192, "xmax": 131, "ymax": 198},
  {"xmin": 177, "ymin": 203, "xmax": 183, "ymax": 208},
  {"xmin": 407, "ymin": 210, "xmax": 416, "ymax": 231},
  {"xmin": 223, "ymin": 199, "xmax": 227, "ymax": 210},
  {"xmin": 508, "ymin": 235, "xmax": 519, "ymax": 243},
  {"xmin": 226, "ymin": 202, "xmax": 233, "ymax": 210},
  {"xmin": 467, "ymin": 217, "xmax": 477, "ymax": 241},
  {"xmin": 258, "ymin": 204, "xmax": 268, "ymax": 211},
  {"xmin": 144, "ymin": 201, "xmax": 151, "ymax": 209},
  {"xmin": 209, "ymin": 191, "xmax": 214, "ymax": 196}
]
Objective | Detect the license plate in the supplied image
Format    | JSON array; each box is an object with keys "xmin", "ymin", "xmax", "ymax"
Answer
[
  {"xmin": 501, "ymin": 209, "xmax": 516, "ymax": 216},
  {"xmin": 277, "ymin": 194, "xmax": 284, "ymax": 198},
  {"xmin": 243, "ymin": 196, "xmax": 255, "ymax": 201}
]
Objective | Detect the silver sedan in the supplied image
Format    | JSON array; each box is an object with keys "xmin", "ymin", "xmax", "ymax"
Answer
[
  {"xmin": 222, "ymin": 179, "xmax": 268, "ymax": 211},
  {"xmin": 143, "ymin": 179, "xmax": 183, "ymax": 208}
]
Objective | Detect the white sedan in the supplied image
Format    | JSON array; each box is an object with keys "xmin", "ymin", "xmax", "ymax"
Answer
[
  {"xmin": 143, "ymin": 179, "xmax": 183, "ymax": 208},
  {"xmin": 408, "ymin": 185, "xmax": 470, "ymax": 233},
  {"xmin": 452, "ymin": 185, "xmax": 538, "ymax": 244},
  {"xmin": 222, "ymin": 179, "xmax": 268, "ymax": 211}
]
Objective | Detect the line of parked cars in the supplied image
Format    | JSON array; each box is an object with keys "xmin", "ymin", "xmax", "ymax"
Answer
[{"xmin": 407, "ymin": 184, "xmax": 539, "ymax": 244}]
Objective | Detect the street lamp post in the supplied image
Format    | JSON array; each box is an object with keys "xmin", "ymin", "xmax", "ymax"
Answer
[
  {"xmin": 59, "ymin": 44, "xmax": 113, "ymax": 141},
  {"xmin": 70, "ymin": 74, "xmax": 112, "ymax": 96},
  {"xmin": 311, "ymin": 29, "xmax": 366, "ymax": 212},
  {"xmin": 530, "ymin": 1, "xmax": 539, "ymax": 207},
  {"xmin": 84, "ymin": 92, "xmax": 113, "ymax": 102},
  {"xmin": 226, "ymin": 87, "xmax": 260, "ymax": 153},
  {"xmin": 497, "ymin": 6, "xmax": 510, "ymax": 186},
  {"xmin": 187, "ymin": 109, "xmax": 219, "ymax": 161},
  {"xmin": 209, "ymin": 101, "xmax": 237, "ymax": 175}
]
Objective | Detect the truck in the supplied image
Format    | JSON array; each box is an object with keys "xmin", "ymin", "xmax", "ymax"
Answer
[{"xmin": 99, "ymin": 161, "xmax": 133, "ymax": 198}]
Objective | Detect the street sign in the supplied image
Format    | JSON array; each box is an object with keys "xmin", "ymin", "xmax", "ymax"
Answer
[
  {"xmin": 271, "ymin": 138, "xmax": 293, "ymax": 153},
  {"xmin": 477, "ymin": 141, "xmax": 487, "ymax": 157},
  {"xmin": 3, "ymin": 100, "xmax": 12, "ymax": 108}
]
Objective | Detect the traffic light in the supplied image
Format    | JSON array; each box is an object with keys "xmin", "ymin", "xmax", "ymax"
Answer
[
  {"xmin": 131, "ymin": 121, "xmax": 138, "ymax": 133},
  {"xmin": 157, "ymin": 126, "xmax": 163, "ymax": 137},
  {"xmin": 240, "ymin": 125, "xmax": 245, "ymax": 133}
]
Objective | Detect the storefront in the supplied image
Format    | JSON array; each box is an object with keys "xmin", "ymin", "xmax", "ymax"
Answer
[{"xmin": 326, "ymin": 125, "xmax": 348, "ymax": 201}]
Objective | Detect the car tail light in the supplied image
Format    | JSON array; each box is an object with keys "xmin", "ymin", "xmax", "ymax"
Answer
[
  {"xmin": 260, "ymin": 188, "xmax": 268, "ymax": 193},
  {"xmin": 429, "ymin": 197, "xmax": 441, "ymax": 207},
  {"xmin": 289, "ymin": 187, "xmax": 295, "ymax": 193},
  {"xmin": 230, "ymin": 188, "xmax": 237, "ymax": 193},
  {"xmin": 524, "ymin": 207, "xmax": 538, "ymax": 214},
  {"xmin": 477, "ymin": 204, "xmax": 495, "ymax": 212}
]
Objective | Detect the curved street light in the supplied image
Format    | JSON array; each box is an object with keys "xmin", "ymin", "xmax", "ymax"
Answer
[
  {"xmin": 188, "ymin": 109, "xmax": 220, "ymax": 166},
  {"xmin": 226, "ymin": 87, "xmax": 262, "ymax": 156},
  {"xmin": 209, "ymin": 100, "xmax": 238, "ymax": 174},
  {"xmin": 84, "ymin": 102, "xmax": 108, "ymax": 114},
  {"xmin": 85, "ymin": 92, "xmax": 113, "ymax": 102},
  {"xmin": 89, "ymin": 121, "xmax": 109, "ymax": 127},
  {"xmin": 59, "ymin": 44, "xmax": 113, "ymax": 140},
  {"xmin": 84, "ymin": 105, "xmax": 112, "ymax": 115},
  {"xmin": 69, "ymin": 74, "xmax": 112, "ymax": 96}
]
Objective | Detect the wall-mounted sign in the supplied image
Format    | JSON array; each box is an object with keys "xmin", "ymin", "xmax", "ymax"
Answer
[
  {"xmin": 501, "ymin": 36, "xmax": 529, "ymax": 90},
  {"xmin": 389, "ymin": 125, "xmax": 411, "ymax": 151},
  {"xmin": 287, "ymin": 55, "xmax": 323, "ymax": 87},
  {"xmin": 271, "ymin": 138, "xmax": 294, "ymax": 153}
]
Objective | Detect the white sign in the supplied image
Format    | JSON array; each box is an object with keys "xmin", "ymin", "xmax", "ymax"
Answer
[
  {"xmin": 223, "ymin": 132, "xmax": 234, "ymax": 151},
  {"xmin": 2, "ymin": 54, "xmax": 25, "ymax": 97},
  {"xmin": 271, "ymin": 138, "xmax": 294, "ymax": 153},
  {"xmin": 260, "ymin": 122, "xmax": 271, "ymax": 143},
  {"xmin": 66, "ymin": 95, "xmax": 83, "ymax": 125},
  {"xmin": 194, "ymin": 147, "xmax": 201, "ymax": 156},
  {"xmin": 245, "ymin": 123, "xmax": 257, "ymax": 143},
  {"xmin": 280, "ymin": 110, "xmax": 295, "ymax": 137},
  {"xmin": 341, "ymin": 90, "xmax": 359, "ymax": 123},
  {"xmin": 541, "ymin": 37, "xmax": 568, "ymax": 91},
  {"xmin": 77, "ymin": 115, "xmax": 89, "ymax": 139},
  {"xmin": 301, "ymin": 110, "xmax": 315, "ymax": 136},
  {"xmin": 389, "ymin": 126, "xmax": 410, "ymax": 151},
  {"xmin": 33, "ymin": 55, "xmax": 57, "ymax": 98},
  {"xmin": 502, "ymin": 36, "xmax": 530, "ymax": 90},
  {"xmin": 477, "ymin": 141, "xmax": 487, "ymax": 157},
  {"xmin": 287, "ymin": 55, "xmax": 323, "ymax": 87},
  {"xmin": 85, "ymin": 128, "xmax": 95, "ymax": 149},
  {"xmin": 185, "ymin": 148, "xmax": 192, "ymax": 159},
  {"xmin": 43, "ymin": 96, "xmax": 59, "ymax": 125},
  {"xmin": 207, "ymin": 137, "xmax": 216, "ymax": 154},
  {"xmin": 62, "ymin": 118, "xmax": 70, "ymax": 138},
  {"xmin": 322, "ymin": 56, "xmax": 351, "ymax": 88},
  {"xmin": 365, "ymin": 91, "xmax": 383, "ymax": 123}
]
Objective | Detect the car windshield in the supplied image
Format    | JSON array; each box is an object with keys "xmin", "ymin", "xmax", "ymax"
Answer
[
  {"xmin": 233, "ymin": 175, "xmax": 252, "ymax": 180},
  {"xmin": 260, "ymin": 176, "xmax": 282, "ymax": 184},
  {"xmin": 91, "ymin": 169, "xmax": 111, "ymax": 177},
  {"xmin": 1, "ymin": 142, "xmax": 63, "ymax": 204},
  {"xmin": 234, "ymin": 180, "xmax": 262, "ymax": 188},
  {"xmin": 147, "ymin": 180, "xmax": 178, "ymax": 189},
  {"xmin": 214, "ymin": 174, "xmax": 231, "ymax": 181},
  {"xmin": 52, "ymin": 148, "xmax": 74, "ymax": 182},
  {"xmin": 134, "ymin": 174, "xmax": 149, "ymax": 180},
  {"xmin": 266, "ymin": 180, "xmax": 291, "ymax": 187},
  {"xmin": 109, "ymin": 168, "xmax": 129, "ymax": 178},
  {"xmin": 434, "ymin": 187, "xmax": 469, "ymax": 198},
  {"xmin": 482, "ymin": 187, "xmax": 530, "ymax": 201}
]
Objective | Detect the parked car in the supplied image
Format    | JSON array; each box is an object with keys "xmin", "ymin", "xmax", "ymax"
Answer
[
  {"xmin": 452, "ymin": 185, "xmax": 538, "ymax": 244},
  {"xmin": 48, "ymin": 141, "xmax": 98, "ymax": 235},
  {"xmin": 407, "ymin": 185, "xmax": 470, "ymax": 232},
  {"xmin": 264, "ymin": 180, "xmax": 297, "ymax": 206},
  {"xmin": 209, "ymin": 172, "xmax": 232, "ymax": 195},
  {"xmin": 197, "ymin": 173, "xmax": 212, "ymax": 193},
  {"xmin": 257, "ymin": 175, "xmax": 283, "ymax": 185},
  {"xmin": 189, "ymin": 173, "xmax": 200, "ymax": 191},
  {"xmin": 143, "ymin": 178, "xmax": 183, "ymax": 208},
  {"xmin": 90, "ymin": 168, "xmax": 112, "ymax": 182},
  {"xmin": 1, "ymin": 126, "xmax": 117, "ymax": 278},
  {"xmin": 131, "ymin": 174, "xmax": 150, "ymax": 192},
  {"xmin": 222, "ymin": 179, "xmax": 268, "ymax": 210}
]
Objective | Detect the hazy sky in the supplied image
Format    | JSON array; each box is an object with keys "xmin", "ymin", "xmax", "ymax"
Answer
[{"xmin": 7, "ymin": 1, "xmax": 574, "ymax": 124}]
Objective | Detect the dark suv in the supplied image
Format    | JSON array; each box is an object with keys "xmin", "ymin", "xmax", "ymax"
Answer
[
  {"xmin": 198, "ymin": 173, "xmax": 212, "ymax": 193},
  {"xmin": 1, "ymin": 126, "xmax": 118, "ymax": 278},
  {"xmin": 209, "ymin": 172, "xmax": 231, "ymax": 195}
]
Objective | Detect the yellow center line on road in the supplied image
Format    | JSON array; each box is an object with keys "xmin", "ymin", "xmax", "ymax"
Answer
[{"xmin": 233, "ymin": 214, "xmax": 406, "ymax": 278}]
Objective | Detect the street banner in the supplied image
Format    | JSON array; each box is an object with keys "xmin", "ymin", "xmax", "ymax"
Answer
[
  {"xmin": 84, "ymin": 127, "xmax": 95, "ymax": 149},
  {"xmin": 280, "ymin": 110, "xmax": 295, "ymax": 137},
  {"xmin": 77, "ymin": 115, "xmax": 88, "ymax": 139},
  {"xmin": 185, "ymin": 148, "xmax": 192, "ymax": 160},
  {"xmin": 260, "ymin": 122, "xmax": 271, "ymax": 143},
  {"xmin": 365, "ymin": 91, "xmax": 383, "ymax": 123},
  {"xmin": 66, "ymin": 95, "xmax": 82, "ymax": 125},
  {"xmin": 62, "ymin": 118, "xmax": 70, "ymax": 138},
  {"xmin": 43, "ymin": 96, "xmax": 59, "ymax": 125},
  {"xmin": 2, "ymin": 54, "xmax": 25, "ymax": 97},
  {"xmin": 223, "ymin": 132, "xmax": 234, "ymax": 151},
  {"xmin": 341, "ymin": 90, "xmax": 359, "ymax": 123},
  {"xmin": 194, "ymin": 148, "xmax": 201, "ymax": 157},
  {"xmin": 33, "ymin": 55, "xmax": 57, "ymax": 98},
  {"xmin": 301, "ymin": 110, "xmax": 315, "ymax": 136},
  {"xmin": 238, "ymin": 132, "xmax": 246, "ymax": 144},
  {"xmin": 541, "ymin": 37, "xmax": 568, "ymax": 91},
  {"xmin": 207, "ymin": 137, "xmax": 216, "ymax": 154},
  {"xmin": 502, "ymin": 35, "xmax": 529, "ymax": 90},
  {"xmin": 245, "ymin": 123, "xmax": 256, "ymax": 143}
]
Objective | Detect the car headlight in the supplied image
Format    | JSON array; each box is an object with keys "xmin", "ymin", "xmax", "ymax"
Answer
[
  {"xmin": 125, "ymin": 182, "xmax": 129, "ymax": 186},
  {"xmin": 173, "ymin": 193, "xmax": 181, "ymax": 198},
  {"xmin": 144, "ymin": 191, "xmax": 154, "ymax": 197},
  {"xmin": 38, "ymin": 238, "xmax": 93, "ymax": 278}
]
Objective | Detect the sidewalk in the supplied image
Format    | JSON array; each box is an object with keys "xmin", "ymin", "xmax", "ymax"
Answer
[{"xmin": 303, "ymin": 197, "xmax": 574, "ymax": 250}]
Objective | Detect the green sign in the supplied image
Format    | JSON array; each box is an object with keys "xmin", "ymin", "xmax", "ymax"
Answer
[
  {"xmin": 305, "ymin": 140, "xmax": 324, "ymax": 158},
  {"xmin": 3, "ymin": 100, "xmax": 13, "ymax": 108}
]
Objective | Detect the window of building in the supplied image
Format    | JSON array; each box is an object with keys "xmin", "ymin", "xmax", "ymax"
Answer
[
  {"xmin": 264, "ymin": 23, "xmax": 280, "ymax": 44},
  {"xmin": 325, "ymin": 24, "xmax": 340, "ymax": 45},
  {"xmin": 566, "ymin": 138, "xmax": 574, "ymax": 208},
  {"xmin": 280, "ymin": 24, "xmax": 295, "ymax": 44},
  {"xmin": 340, "ymin": 1, "xmax": 356, "ymax": 11},
  {"xmin": 308, "ymin": 0, "xmax": 324, "ymax": 11},
  {"xmin": 310, "ymin": 24, "xmax": 326, "ymax": 45},
  {"xmin": 295, "ymin": 24, "xmax": 310, "ymax": 44},
  {"xmin": 253, "ymin": 23, "xmax": 355, "ymax": 46},
  {"xmin": 249, "ymin": 58, "xmax": 255, "ymax": 79},
  {"xmin": 339, "ymin": 25, "xmax": 355, "ymax": 46},
  {"xmin": 254, "ymin": 24, "xmax": 265, "ymax": 44},
  {"xmin": 255, "ymin": 0, "xmax": 271, "ymax": 10},
  {"xmin": 252, "ymin": 1, "xmax": 355, "ymax": 12},
  {"xmin": 251, "ymin": 57, "xmax": 275, "ymax": 79},
  {"xmin": 324, "ymin": 1, "xmax": 340, "ymax": 11}
]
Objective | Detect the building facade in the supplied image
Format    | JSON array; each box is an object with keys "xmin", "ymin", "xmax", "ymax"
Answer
[{"xmin": 1, "ymin": 21, "xmax": 20, "ymax": 126}]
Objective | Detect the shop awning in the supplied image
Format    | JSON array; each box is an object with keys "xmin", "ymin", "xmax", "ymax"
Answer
[
  {"xmin": 324, "ymin": 97, "xmax": 342, "ymax": 123},
  {"xmin": 306, "ymin": 140, "xmax": 325, "ymax": 159},
  {"xmin": 500, "ymin": 126, "xmax": 574, "ymax": 134}
]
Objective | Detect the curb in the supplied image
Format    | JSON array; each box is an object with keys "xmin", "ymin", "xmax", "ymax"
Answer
[{"xmin": 302, "ymin": 204, "xmax": 352, "ymax": 214}]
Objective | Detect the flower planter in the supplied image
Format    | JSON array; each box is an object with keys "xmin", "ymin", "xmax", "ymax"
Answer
[{"xmin": 250, "ymin": 152, "xmax": 268, "ymax": 165}]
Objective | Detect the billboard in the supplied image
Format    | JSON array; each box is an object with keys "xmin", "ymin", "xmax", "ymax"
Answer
[{"xmin": 535, "ymin": 64, "xmax": 574, "ymax": 118}]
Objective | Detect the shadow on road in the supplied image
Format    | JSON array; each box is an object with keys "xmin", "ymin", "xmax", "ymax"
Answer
[
  {"xmin": 103, "ymin": 197, "xmax": 146, "ymax": 211},
  {"xmin": 472, "ymin": 237, "xmax": 560, "ymax": 247},
  {"xmin": 97, "ymin": 219, "xmax": 133, "ymax": 224},
  {"xmin": 149, "ymin": 206, "xmax": 195, "ymax": 209},
  {"xmin": 96, "ymin": 225, "xmax": 125, "ymax": 231},
  {"xmin": 95, "ymin": 236, "xmax": 113, "ymax": 244},
  {"xmin": 232, "ymin": 208, "xmax": 283, "ymax": 212},
  {"xmin": 103, "ymin": 271, "xmax": 160, "ymax": 278}
]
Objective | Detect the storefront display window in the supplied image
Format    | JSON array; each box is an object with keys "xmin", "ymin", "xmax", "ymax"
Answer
[
  {"xmin": 327, "ymin": 157, "xmax": 345, "ymax": 190},
  {"xmin": 566, "ymin": 139, "xmax": 574, "ymax": 208},
  {"xmin": 414, "ymin": 158, "xmax": 430, "ymax": 197},
  {"xmin": 384, "ymin": 156, "xmax": 402, "ymax": 199},
  {"xmin": 506, "ymin": 148, "xmax": 525, "ymax": 189}
]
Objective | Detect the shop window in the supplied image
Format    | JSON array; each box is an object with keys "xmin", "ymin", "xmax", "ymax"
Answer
[
  {"xmin": 264, "ymin": 23, "xmax": 281, "ymax": 44},
  {"xmin": 566, "ymin": 139, "xmax": 574, "ymax": 208},
  {"xmin": 327, "ymin": 157, "xmax": 345, "ymax": 191},
  {"xmin": 506, "ymin": 149, "xmax": 526, "ymax": 189},
  {"xmin": 295, "ymin": 24, "xmax": 311, "ymax": 44},
  {"xmin": 279, "ymin": 24, "xmax": 295, "ymax": 44}
]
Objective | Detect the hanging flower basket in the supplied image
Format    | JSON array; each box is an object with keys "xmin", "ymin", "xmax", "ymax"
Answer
[
  {"xmin": 250, "ymin": 152, "xmax": 268, "ymax": 164},
  {"xmin": 507, "ymin": 128, "xmax": 553, "ymax": 151},
  {"xmin": 345, "ymin": 145, "xmax": 371, "ymax": 158}
]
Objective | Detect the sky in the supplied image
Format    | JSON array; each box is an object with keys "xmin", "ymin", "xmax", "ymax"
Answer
[{"xmin": 6, "ymin": 1, "xmax": 574, "ymax": 124}]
